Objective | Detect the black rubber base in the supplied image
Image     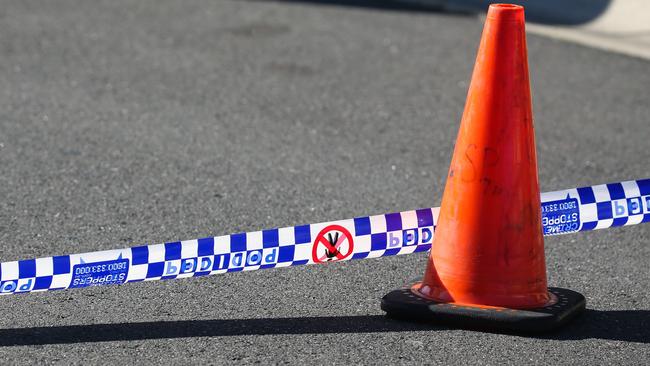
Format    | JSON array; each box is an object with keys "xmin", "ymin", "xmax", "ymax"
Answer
[{"xmin": 381, "ymin": 283, "xmax": 585, "ymax": 333}]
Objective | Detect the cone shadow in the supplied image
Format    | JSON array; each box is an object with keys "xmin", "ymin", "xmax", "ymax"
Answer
[
  {"xmin": 0, "ymin": 309, "xmax": 646, "ymax": 346},
  {"xmin": 537, "ymin": 309, "xmax": 650, "ymax": 343}
]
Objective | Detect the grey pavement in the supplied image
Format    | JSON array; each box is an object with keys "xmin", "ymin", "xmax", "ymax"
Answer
[{"xmin": 0, "ymin": 0, "xmax": 649, "ymax": 364}]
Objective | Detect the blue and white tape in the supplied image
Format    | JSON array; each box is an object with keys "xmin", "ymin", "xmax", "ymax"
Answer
[{"xmin": 1, "ymin": 178, "xmax": 648, "ymax": 295}]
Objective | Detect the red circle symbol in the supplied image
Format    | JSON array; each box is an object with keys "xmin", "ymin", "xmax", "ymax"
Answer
[{"xmin": 312, "ymin": 225, "xmax": 355, "ymax": 263}]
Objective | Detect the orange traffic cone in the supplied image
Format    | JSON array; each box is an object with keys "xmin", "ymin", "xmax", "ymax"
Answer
[{"xmin": 382, "ymin": 4, "xmax": 585, "ymax": 332}]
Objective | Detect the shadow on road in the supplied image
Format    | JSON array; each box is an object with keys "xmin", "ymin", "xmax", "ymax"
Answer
[
  {"xmin": 0, "ymin": 309, "xmax": 647, "ymax": 346},
  {"xmin": 259, "ymin": 0, "xmax": 612, "ymax": 25},
  {"xmin": 539, "ymin": 309, "xmax": 650, "ymax": 343}
]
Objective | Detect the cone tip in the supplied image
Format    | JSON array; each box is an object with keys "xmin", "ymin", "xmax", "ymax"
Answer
[{"xmin": 487, "ymin": 4, "xmax": 524, "ymax": 21}]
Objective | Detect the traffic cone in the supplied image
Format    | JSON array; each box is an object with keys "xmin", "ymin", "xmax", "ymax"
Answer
[{"xmin": 381, "ymin": 4, "xmax": 585, "ymax": 332}]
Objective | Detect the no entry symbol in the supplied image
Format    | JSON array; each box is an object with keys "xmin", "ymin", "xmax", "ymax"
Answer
[{"xmin": 312, "ymin": 225, "xmax": 354, "ymax": 263}]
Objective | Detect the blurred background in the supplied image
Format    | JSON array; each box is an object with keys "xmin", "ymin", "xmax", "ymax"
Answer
[{"xmin": 277, "ymin": 0, "xmax": 650, "ymax": 59}]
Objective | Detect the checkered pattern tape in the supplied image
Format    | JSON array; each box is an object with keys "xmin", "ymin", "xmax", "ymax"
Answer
[
  {"xmin": 1, "ymin": 178, "xmax": 647, "ymax": 295},
  {"xmin": 540, "ymin": 178, "xmax": 650, "ymax": 235}
]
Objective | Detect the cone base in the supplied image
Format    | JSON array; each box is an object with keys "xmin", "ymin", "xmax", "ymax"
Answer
[{"xmin": 381, "ymin": 282, "xmax": 585, "ymax": 333}]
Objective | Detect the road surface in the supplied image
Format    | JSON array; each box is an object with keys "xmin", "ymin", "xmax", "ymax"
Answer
[{"xmin": 0, "ymin": 0, "xmax": 648, "ymax": 364}]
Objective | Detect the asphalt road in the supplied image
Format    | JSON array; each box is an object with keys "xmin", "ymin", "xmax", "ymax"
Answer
[{"xmin": 0, "ymin": 0, "xmax": 649, "ymax": 364}]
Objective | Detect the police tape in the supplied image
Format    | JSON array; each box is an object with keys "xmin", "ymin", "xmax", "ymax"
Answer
[{"xmin": 1, "ymin": 178, "xmax": 648, "ymax": 295}]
